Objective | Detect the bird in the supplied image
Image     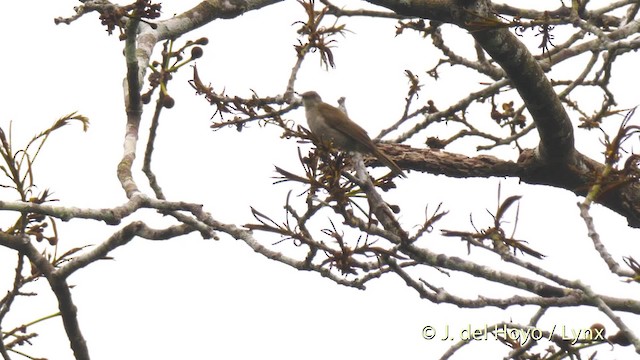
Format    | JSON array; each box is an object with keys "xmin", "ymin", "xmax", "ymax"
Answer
[{"xmin": 300, "ymin": 91, "xmax": 406, "ymax": 178}]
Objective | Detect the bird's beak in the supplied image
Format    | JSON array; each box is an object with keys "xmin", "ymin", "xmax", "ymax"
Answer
[{"xmin": 294, "ymin": 92, "xmax": 304, "ymax": 106}]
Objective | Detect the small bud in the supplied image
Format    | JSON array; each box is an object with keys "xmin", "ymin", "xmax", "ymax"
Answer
[
  {"xmin": 608, "ymin": 330, "xmax": 632, "ymax": 346},
  {"xmin": 195, "ymin": 37, "xmax": 209, "ymax": 45},
  {"xmin": 163, "ymin": 95, "xmax": 175, "ymax": 108},
  {"xmin": 191, "ymin": 46, "xmax": 204, "ymax": 59},
  {"xmin": 141, "ymin": 93, "xmax": 151, "ymax": 104},
  {"xmin": 48, "ymin": 236, "xmax": 58, "ymax": 246},
  {"xmin": 590, "ymin": 323, "xmax": 605, "ymax": 337}
]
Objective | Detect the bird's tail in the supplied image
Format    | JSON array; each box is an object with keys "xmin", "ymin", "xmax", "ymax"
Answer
[{"xmin": 373, "ymin": 147, "xmax": 406, "ymax": 178}]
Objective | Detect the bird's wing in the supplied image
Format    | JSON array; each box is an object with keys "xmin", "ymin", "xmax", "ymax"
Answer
[
  {"xmin": 317, "ymin": 103, "xmax": 376, "ymax": 152},
  {"xmin": 317, "ymin": 103, "xmax": 406, "ymax": 177}
]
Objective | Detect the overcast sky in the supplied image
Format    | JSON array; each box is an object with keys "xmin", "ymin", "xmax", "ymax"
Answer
[{"xmin": 1, "ymin": 1, "xmax": 639, "ymax": 359}]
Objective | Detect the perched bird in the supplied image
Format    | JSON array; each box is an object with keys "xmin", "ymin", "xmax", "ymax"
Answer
[{"xmin": 300, "ymin": 91, "xmax": 406, "ymax": 178}]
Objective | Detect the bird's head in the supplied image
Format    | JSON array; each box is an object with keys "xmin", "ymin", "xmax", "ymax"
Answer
[{"xmin": 300, "ymin": 91, "xmax": 322, "ymax": 108}]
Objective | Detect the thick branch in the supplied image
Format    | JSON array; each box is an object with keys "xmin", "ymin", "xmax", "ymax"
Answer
[
  {"xmin": 471, "ymin": 27, "xmax": 575, "ymax": 163},
  {"xmin": 155, "ymin": 0, "xmax": 285, "ymax": 41},
  {"xmin": 57, "ymin": 222, "xmax": 196, "ymax": 278},
  {"xmin": 375, "ymin": 144, "xmax": 523, "ymax": 178},
  {"xmin": 3, "ymin": 236, "xmax": 91, "ymax": 360},
  {"xmin": 518, "ymin": 149, "xmax": 640, "ymax": 227},
  {"xmin": 360, "ymin": 0, "xmax": 640, "ymax": 227},
  {"xmin": 48, "ymin": 272, "xmax": 89, "ymax": 360},
  {"xmin": 364, "ymin": 0, "xmax": 462, "ymax": 24},
  {"xmin": 400, "ymin": 243, "xmax": 640, "ymax": 313},
  {"xmin": 366, "ymin": 0, "xmax": 575, "ymax": 163},
  {"xmin": 379, "ymin": 145, "xmax": 640, "ymax": 227},
  {"xmin": 117, "ymin": 0, "xmax": 285, "ymax": 199},
  {"xmin": 118, "ymin": 18, "xmax": 144, "ymax": 199}
]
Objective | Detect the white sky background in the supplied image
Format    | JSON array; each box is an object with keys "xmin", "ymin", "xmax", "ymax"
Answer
[{"xmin": 1, "ymin": 0, "xmax": 640, "ymax": 359}]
